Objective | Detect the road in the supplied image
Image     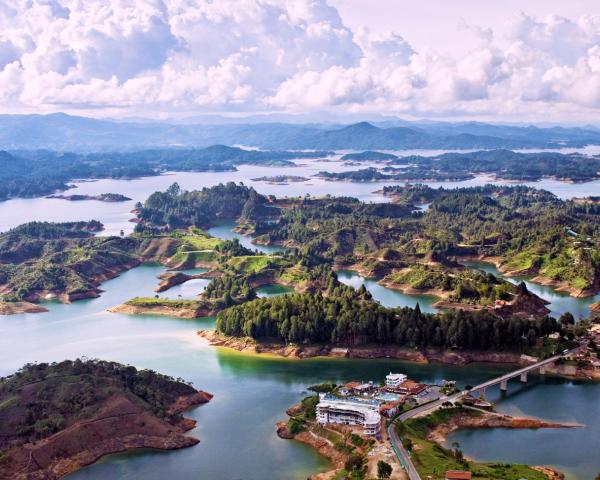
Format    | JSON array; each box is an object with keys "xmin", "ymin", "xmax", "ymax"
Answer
[{"xmin": 387, "ymin": 348, "xmax": 579, "ymax": 480}]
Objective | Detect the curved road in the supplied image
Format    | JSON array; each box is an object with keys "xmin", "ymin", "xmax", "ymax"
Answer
[{"xmin": 387, "ymin": 349, "xmax": 578, "ymax": 480}]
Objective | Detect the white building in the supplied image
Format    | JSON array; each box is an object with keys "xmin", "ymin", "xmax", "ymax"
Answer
[
  {"xmin": 316, "ymin": 394, "xmax": 381, "ymax": 436},
  {"xmin": 385, "ymin": 372, "xmax": 407, "ymax": 388}
]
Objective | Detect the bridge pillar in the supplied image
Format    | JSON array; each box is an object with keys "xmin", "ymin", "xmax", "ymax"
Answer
[
  {"xmin": 539, "ymin": 365, "xmax": 547, "ymax": 375},
  {"xmin": 478, "ymin": 387, "xmax": 486, "ymax": 398},
  {"xmin": 500, "ymin": 379, "xmax": 508, "ymax": 392},
  {"xmin": 520, "ymin": 372, "xmax": 528, "ymax": 383}
]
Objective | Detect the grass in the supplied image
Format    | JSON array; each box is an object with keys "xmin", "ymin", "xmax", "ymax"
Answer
[
  {"xmin": 125, "ymin": 297, "xmax": 203, "ymax": 309},
  {"xmin": 225, "ymin": 255, "xmax": 282, "ymax": 274},
  {"xmin": 181, "ymin": 234, "xmax": 222, "ymax": 250}
]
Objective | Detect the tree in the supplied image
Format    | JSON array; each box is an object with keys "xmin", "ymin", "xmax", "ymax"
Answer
[
  {"xmin": 377, "ymin": 460, "xmax": 393, "ymax": 479},
  {"xmin": 344, "ymin": 453, "xmax": 365, "ymax": 473},
  {"xmin": 560, "ymin": 312, "xmax": 575, "ymax": 326},
  {"xmin": 401, "ymin": 437, "xmax": 413, "ymax": 452}
]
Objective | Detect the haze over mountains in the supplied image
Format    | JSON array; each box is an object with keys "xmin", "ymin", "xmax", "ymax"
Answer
[{"xmin": 2, "ymin": 113, "xmax": 600, "ymax": 152}]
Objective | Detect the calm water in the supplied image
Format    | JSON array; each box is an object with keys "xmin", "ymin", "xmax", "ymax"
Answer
[
  {"xmin": 207, "ymin": 221, "xmax": 285, "ymax": 255},
  {"xmin": 1, "ymin": 158, "xmax": 600, "ymax": 479},
  {"xmin": 0, "ymin": 264, "xmax": 512, "ymax": 480},
  {"xmin": 336, "ymin": 269, "xmax": 439, "ymax": 313},
  {"xmin": 159, "ymin": 268, "xmax": 211, "ymax": 300},
  {"xmin": 1, "ymin": 157, "xmax": 600, "ymax": 236},
  {"xmin": 447, "ymin": 377, "xmax": 600, "ymax": 480}
]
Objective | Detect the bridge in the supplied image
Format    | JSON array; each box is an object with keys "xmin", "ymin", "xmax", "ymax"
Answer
[{"xmin": 388, "ymin": 348, "xmax": 578, "ymax": 480}]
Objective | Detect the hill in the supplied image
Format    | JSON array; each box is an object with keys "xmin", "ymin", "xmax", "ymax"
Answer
[{"xmin": 0, "ymin": 359, "xmax": 212, "ymax": 479}]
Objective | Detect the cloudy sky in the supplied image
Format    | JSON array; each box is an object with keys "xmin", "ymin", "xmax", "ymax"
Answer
[{"xmin": 1, "ymin": 0, "xmax": 600, "ymax": 122}]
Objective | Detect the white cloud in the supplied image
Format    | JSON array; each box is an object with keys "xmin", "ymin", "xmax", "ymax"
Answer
[{"xmin": 1, "ymin": 2, "xmax": 600, "ymax": 120}]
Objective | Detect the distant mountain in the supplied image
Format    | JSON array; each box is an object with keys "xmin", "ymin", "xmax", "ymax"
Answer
[{"xmin": 1, "ymin": 114, "xmax": 600, "ymax": 151}]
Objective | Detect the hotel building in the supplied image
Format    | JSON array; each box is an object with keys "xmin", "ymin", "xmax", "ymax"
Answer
[{"xmin": 316, "ymin": 394, "xmax": 381, "ymax": 435}]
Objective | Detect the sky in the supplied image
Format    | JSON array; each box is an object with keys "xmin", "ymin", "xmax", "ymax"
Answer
[{"xmin": 1, "ymin": 0, "xmax": 600, "ymax": 123}]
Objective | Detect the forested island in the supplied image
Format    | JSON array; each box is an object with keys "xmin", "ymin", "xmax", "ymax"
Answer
[
  {"xmin": 318, "ymin": 149, "xmax": 600, "ymax": 183},
  {"xmin": 47, "ymin": 192, "xmax": 132, "ymax": 202},
  {"xmin": 340, "ymin": 151, "xmax": 399, "ymax": 161},
  {"xmin": 0, "ymin": 359, "xmax": 212, "ymax": 479}
]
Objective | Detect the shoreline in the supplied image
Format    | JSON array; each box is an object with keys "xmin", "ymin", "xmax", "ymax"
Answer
[
  {"xmin": 109, "ymin": 302, "xmax": 219, "ymax": 319},
  {"xmin": 426, "ymin": 409, "xmax": 573, "ymax": 480},
  {"xmin": 197, "ymin": 330, "xmax": 600, "ymax": 380}
]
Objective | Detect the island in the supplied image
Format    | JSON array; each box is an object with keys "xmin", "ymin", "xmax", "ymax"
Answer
[
  {"xmin": 0, "ymin": 359, "xmax": 212, "ymax": 479},
  {"xmin": 340, "ymin": 151, "xmax": 399, "ymax": 162},
  {"xmin": 200, "ymin": 285, "xmax": 563, "ymax": 364},
  {"xmin": 250, "ymin": 175, "xmax": 309, "ymax": 184},
  {"xmin": 47, "ymin": 192, "xmax": 132, "ymax": 202}
]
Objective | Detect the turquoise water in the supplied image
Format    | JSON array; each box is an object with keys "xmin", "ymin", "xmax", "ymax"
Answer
[
  {"xmin": 256, "ymin": 284, "xmax": 294, "ymax": 298},
  {"xmin": 0, "ymin": 264, "xmax": 517, "ymax": 480},
  {"xmin": 376, "ymin": 393, "xmax": 402, "ymax": 402},
  {"xmin": 336, "ymin": 269, "xmax": 439, "ymax": 313},
  {"xmin": 1, "ymin": 160, "xmax": 600, "ymax": 478},
  {"xmin": 207, "ymin": 221, "xmax": 285, "ymax": 254}
]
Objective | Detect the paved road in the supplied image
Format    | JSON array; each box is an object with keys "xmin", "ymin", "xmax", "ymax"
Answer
[{"xmin": 387, "ymin": 348, "xmax": 579, "ymax": 480}]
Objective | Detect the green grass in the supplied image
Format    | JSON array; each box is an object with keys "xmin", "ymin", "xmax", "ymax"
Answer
[
  {"xmin": 226, "ymin": 255, "xmax": 281, "ymax": 274},
  {"xmin": 181, "ymin": 234, "xmax": 222, "ymax": 250}
]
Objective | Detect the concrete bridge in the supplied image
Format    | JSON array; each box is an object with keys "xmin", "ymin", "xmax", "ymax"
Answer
[
  {"xmin": 389, "ymin": 348, "xmax": 577, "ymax": 480},
  {"xmin": 470, "ymin": 350, "xmax": 570, "ymax": 397}
]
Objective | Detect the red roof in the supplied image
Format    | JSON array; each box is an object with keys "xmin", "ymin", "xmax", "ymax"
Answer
[
  {"xmin": 343, "ymin": 382, "xmax": 361, "ymax": 389},
  {"xmin": 446, "ymin": 471, "xmax": 472, "ymax": 480}
]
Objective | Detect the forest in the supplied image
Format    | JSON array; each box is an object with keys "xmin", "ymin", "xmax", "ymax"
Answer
[
  {"xmin": 215, "ymin": 291, "xmax": 560, "ymax": 351},
  {"xmin": 135, "ymin": 182, "xmax": 276, "ymax": 231},
  {"xmin": 135, "ymin": 183, "xmax": 600, "ymax": 295}
]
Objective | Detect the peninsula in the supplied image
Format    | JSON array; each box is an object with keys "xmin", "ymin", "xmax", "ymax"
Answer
[{"xmin": 0, "ymin": 359, "xmax": 212, "ymax": 480}]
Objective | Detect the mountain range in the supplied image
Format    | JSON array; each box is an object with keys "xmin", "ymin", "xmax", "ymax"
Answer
[{"xmin": 2, "ymin": 113, "xmax": 600, "ymax": 151}]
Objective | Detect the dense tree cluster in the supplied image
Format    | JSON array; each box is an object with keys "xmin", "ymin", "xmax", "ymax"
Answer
[
  {"xmin": 136, "ymin": 182, "xmax": 276, "ymax": 231},
  {"xmin": 216, "ymin": 292, "xmax": 559, "ymax": 350},
  {"xmin": 203, "ymin": 274, "xmax": 256, "ymax": 306}
]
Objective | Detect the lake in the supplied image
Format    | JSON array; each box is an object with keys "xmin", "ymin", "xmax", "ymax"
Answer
[
  {"xmin": 1, "ymin": 156, "xmax": 600, "ymax": 236},
  {"xmin": 1, "ymin": 156, "xmax": 600, "ymax": 479}
]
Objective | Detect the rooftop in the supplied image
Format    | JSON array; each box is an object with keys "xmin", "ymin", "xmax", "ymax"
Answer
[{"xmin": 445, "ymin": 471, "xmax": 472, "ymax": 480}]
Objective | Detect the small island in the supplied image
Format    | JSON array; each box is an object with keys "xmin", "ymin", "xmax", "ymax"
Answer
[
  {"xmin": 47, "ymin": 192, "xmax": 132, "ymax": 202},
  {"xmin": 251, "ymin": 175, "xmax": 309, "ymax": 184},
  {"xmin": 0, "ymin": 359, "xmax": 212, "ymax": 479},
  {"xmin": 340, "ymin": 151, "xmax": 399, "ymax": 162}
]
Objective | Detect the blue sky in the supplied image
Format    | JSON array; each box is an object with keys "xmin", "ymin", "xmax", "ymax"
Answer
[{"xmin": 1, "ymin": 0, "xmax": 600, "ymax": 123}]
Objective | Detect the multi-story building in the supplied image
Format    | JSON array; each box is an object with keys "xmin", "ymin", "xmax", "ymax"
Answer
[
  {"xmin": 385, "ymin": 372, "xmax": 407, "ymax": 388},
  {"xmin": 316, "ymin": 394, "xmax": 381, "ymax": 436}
]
